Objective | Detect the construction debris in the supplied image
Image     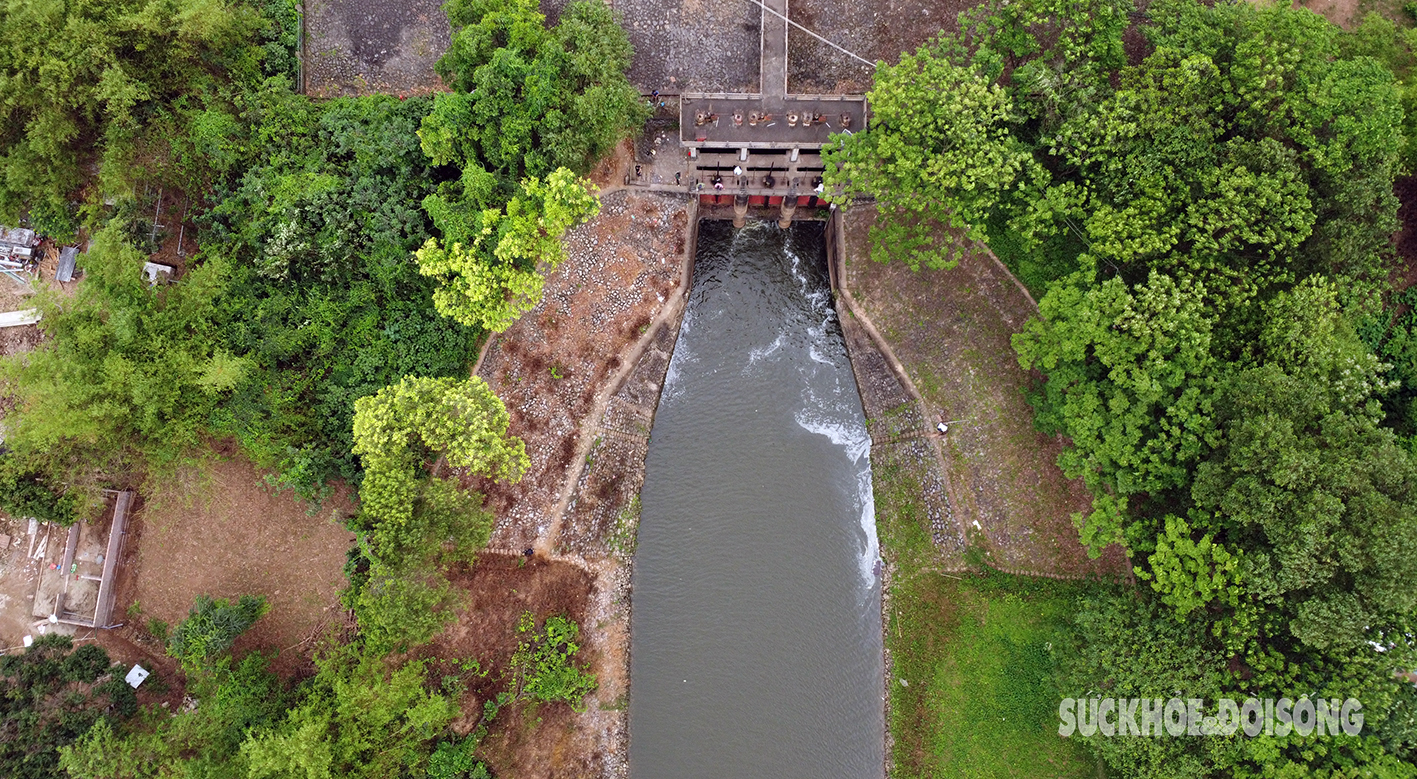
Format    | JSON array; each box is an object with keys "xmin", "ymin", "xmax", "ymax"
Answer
[
  {"xmin": 0, "ymin": 310, "xmax": 41, "ymax": 328},
  {"xmin": 55, "ymin": 246, "xmax": 78, "ymax": 282}
]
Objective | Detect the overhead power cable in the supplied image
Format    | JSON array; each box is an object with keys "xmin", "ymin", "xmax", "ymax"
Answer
[{"xmin": 743, "ymin": 0, "xmax": 877, "ymax": 69}]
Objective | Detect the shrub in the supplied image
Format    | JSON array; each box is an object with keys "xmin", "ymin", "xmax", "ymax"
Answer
[{"xmin": 168, "ymin": 594, "xmax": 269, "ymax": 671}]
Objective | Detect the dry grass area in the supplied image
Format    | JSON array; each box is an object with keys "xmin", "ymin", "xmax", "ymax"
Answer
[
  {"xmin": 121, "ymin": 456, "xmax": 357, "ymax": 676},
  {"xmin": 841, "ymin": 206, "xmax": 1127, "ymax": 578}
]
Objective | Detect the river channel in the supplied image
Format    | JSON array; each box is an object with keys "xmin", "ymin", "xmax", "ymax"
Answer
[{"xmin": 628, "ymin": 220, "xmax": 883, "ymax": 778}]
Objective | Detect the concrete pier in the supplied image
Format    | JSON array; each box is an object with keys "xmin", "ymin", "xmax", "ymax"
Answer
[{"xmin": 632, "ymin": 0, "xmax": 869, "ymax": 228}]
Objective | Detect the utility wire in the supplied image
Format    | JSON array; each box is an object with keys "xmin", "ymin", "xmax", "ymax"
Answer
[{"xmin": 743, "ymin": 0, "xmax": 877, "ymax": 69}]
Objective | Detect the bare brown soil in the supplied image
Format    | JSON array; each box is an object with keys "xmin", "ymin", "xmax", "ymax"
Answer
[
  {"xmin": 0, "ymin": 278, "xmax": 32, "ymax": 312},
  {"xmin": 1292, "ymin": 0, "xmax": 1365, "ymax": 28},
  {"xmin": 142, "ymin": 190, "xmax": 198, "ymax": 275},
  {"xmin": 840, "ymin": 206, "xmax": 1128, "ymax": 578},
  {"xmin": 0, "ymin": 323, "xmax": 40, "ymax": 355},
  {"xmin": 121, "ymin": 456, "xmax": 357, "ymax": 677},
  {"xmin": 420, "ymin": 553, "xmax": 604, "ymax": 778}
]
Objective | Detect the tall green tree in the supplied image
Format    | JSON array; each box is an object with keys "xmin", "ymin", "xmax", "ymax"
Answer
[
  {"xmin": 0, "ymin": 0, "xmax": 284, "ymax": 236},
  {"xmin": 351, "ymin": 375, "xmax": 525, "ymax": 536},
  {"xmin": 1014, "ymin": 270, "xmax": 1221, "ymax": 553},
  {"xmin": 239, "ymin": 645, "xmax": 456, "ymax": 779},
  {"xmin": 414, "ymin": 0, "xmax": 644, "ymax": 331},
  {"xmin": 415, "ymin": 168, "xmax": 600, "ymax": 331},
  {"xmin": 823, "ymin": 42, "xmax": 1042, "ymax": 270},
  {"xmin": 0, "ymin": 222, "xmax": 237, "ymax": 508},
  {"xmin": 345, "ymin": 375, "xmax": 525, "ymax": 652}
]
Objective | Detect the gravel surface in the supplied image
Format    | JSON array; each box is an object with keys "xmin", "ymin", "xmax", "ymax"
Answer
[
  {"xmin": 304, "ymin": 0, "xmax": 450, "ymax": 96},
  {"xmin": 460, "ymin": 168, "xmax": 691, "ymax": 779},
  {"xmin": 787, "ymin": 0, "xmax": 977, "ymax": 93},
  {"xmin": 305, "ymin": 0, "xmax": 982, "ymax": 98},
  {"xmin": 469, "ymin": 189, "xmax": 687, "ymax": 553},
  {"xmin": 608, "ymin": 0, "xmax": 761, "ymax": 93},
  {"xmin": 600, "ymin": 0, "xmax": 972, "ymax": 94}
]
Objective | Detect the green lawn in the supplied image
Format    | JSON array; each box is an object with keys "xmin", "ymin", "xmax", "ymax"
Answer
[{"xmin": 874, "ymin": 444, "xmax": 1100, "ymax": 779}]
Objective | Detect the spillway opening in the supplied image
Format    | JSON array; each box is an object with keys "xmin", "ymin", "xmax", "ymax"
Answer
[{"xmin": 628, "ymin": 218, "xmax": 883, "ymax": 778}]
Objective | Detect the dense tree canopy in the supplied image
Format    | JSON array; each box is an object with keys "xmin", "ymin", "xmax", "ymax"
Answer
[
  {"xmin": 429, "ymin": 0, "xmax": 646, "ymax": 192},
  {"xmin": 59, "ymin": 653, "xmax": 288, "ymax": 779},
  {"xmin": 0, "ymin": 0, "xmax": 631, "ymax": 774},
  {"xmin": 0, "ymin": 223, "xmax": 237, "ymax": 509},
  {"xmin": 413, "ymin": 0, "xmax": 643, "ymax": 331},
  {"xmin": 1, "ymin": 636, "xmax": 137, "ymax": 779},
  {"xmin": 834, "ymin": 0, "xmax": 1417, "ymax": 774},
  {"xmin": 205, "ymin": 91, "xmax": 484, "ymax": 496},
  {"xmin": 0, "ymin": 0, "xmax": 297, "ymax": 237}
]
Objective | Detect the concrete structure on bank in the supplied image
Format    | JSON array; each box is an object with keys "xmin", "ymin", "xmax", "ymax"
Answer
[
  {"xmin": 675, "ymin": 0, "xmax": 868, "ymax": 225},
  {"xmin": 29, "ymin": 491, "xmax": 132, "ymax": 631}
]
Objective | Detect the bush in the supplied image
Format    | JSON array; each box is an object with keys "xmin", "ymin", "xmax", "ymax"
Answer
[
  {"xmin": 427, "ymin": 736, "xmax": 492, "ymax": 779},
  {"xmin": 168, "ymin": 594, "xmax": 269, "ymax": 671},
  {"xmin": 0, "ymin": 454, "xmax": 78, "ymax": 524},
  {"xmin": 0, "ymin": 635, "xmax": 134, "ymax": 779},
  {"xmin": 508, "ymin": 613, "xmax": 597, "ymax": 710}
]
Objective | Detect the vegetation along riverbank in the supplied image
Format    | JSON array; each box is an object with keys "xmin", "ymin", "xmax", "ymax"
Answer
[
  {"xmin": 0, "ymin": 0, "xmax": 653, "ymax": 776},
  {"xmin": 829, "ymin": 0, "xmax": 1417, "ymax": 776},
  {"xmin": 0, "ymin": 0, "xmax": 1414, "ymax": 776}
]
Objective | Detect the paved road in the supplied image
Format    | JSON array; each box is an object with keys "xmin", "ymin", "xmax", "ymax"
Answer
[{"xmin": 761, "ymin": 0, "xmax": 787, "ymax": 98}]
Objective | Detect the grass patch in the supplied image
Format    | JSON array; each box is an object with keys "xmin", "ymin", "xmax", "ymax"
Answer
[
  {"xmin": 605, "ymin": 494, "xmax": 641, "ymax": 557},
  {"xmin": 873, "ymin": 444, "xmax": 1098, "ymax": 778},
  {"xmin": 887, "ymin": 569, "xmax": 1100, "ymax": 779},
  {"xmin": 872, "ymin": 444, "xmax": 938, "ymax": 569}
]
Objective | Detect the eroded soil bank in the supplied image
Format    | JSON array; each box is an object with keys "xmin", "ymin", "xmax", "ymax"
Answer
[
  {"xmin": 833, "ymin": 206, "xmax": 1128, "ymax": 579},
  {"xmin": 828, "ymin": 205, "xmax": 1132, "ymax": 776},
  {"xmin": 465, "ymin": 192, "xmax": 1131, "ymax": 778},
  {"xmin": 456, "ymin": 175, "xmax": 696, "ymax": 777}
]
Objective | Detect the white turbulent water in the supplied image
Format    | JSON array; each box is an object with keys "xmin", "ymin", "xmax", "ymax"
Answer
[{"xmin": 629, "ymin": 220, "xmax": 883, "ymax": 779}]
